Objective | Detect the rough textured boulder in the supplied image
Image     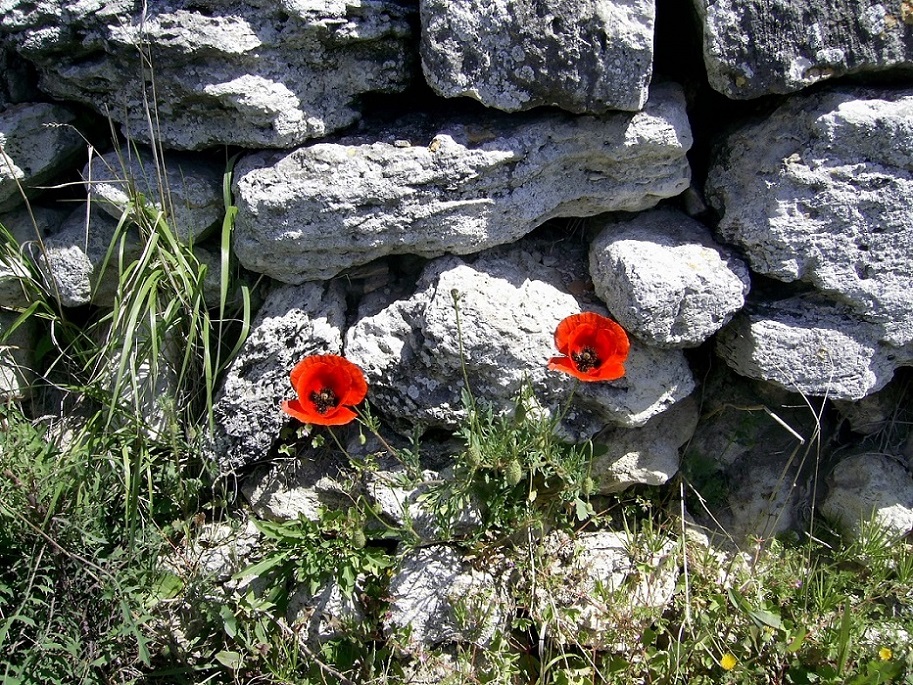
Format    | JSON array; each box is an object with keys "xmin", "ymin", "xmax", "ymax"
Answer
[
  {"xmin": 209, "ymin": 281, "xmax": 346, "ymax": 473},
  {"xmin": 36, "ymin": 203, "xmax": 141, "ymax": 308},
  {"xmin": 533, "ymin": 530, "xmax": 678, "ymax": 650},
  {"xmin": 0, "ymin": 1, "xmax": 416, "ymax": 150},
  {"xmin": 232, "ymin": 83, "xmax": 692, "ymax": 283},
  {"xmin": 241, "ymin": 456, "xmax": 351, "ymax": 522},
  {"xmin": 84, "ymin": 147, "xmax": 224, "ymax": 243},
  {"xmin": 420, "ymin": 0, "xmax": 654, "ymax": 113},
  {"xmin": 682, "ymin": 366, "xmax": 824, "ymax": 540},
  {"xmin": 694, "ymin": 0, "xmax": 913, "ymax": 99},
  {"xmin": 589, "ymin": 208, "xmax": 749, "ymax": 348},
  {"xmin": 384, "ymin": 546, "xmax": 512, "ymax": 654},
  {"xmin": 821, "ymin": 452, "xmax": 913, "ymax": 538},
  {"xmin": 707, "ymin": 88, "xmax": 913, "ymax": 347},
  {"xmin": 0, "ymin": 308, "xmax": 35, "ymax": 399},
  {"xmin": 0, "ymin": 102, "xmax": 84, "ymax": 211},
  {"xmin": 591, "ymin": 395, "xmax": 699, "ymax": 493},
  {"xmin": 716, "ymin": 294, "xmax": 908, "ymax": 401},
  {"xmin": 345, "ymin": 245, "xmax": 695, "ymax": 439},
  {"xmin": 0, "ymin": 205, "xmax": 69, "ymax": 308}
]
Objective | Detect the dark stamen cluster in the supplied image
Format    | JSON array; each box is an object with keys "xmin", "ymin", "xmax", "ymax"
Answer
[
  {"xmin": 571, "ymin": 347, "xmax": 601, "ymax": 372},
  {"xmin": 310, "ymin": 387, "xmax": 339, "ymax": 414}
]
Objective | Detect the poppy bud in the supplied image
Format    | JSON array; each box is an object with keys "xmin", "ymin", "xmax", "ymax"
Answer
[
  {"xmin": 350, "ymin": 529, "xmax": 366, "ymax": 549},
  {"xmin": 504, "ymin": 460, "xmax": 523, "ymax": 487}
]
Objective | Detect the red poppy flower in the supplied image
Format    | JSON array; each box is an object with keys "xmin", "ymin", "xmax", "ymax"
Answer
[
  {"xmin": 547, "ymin": 312, "xmax": 630, "ymax": 382},
  {"xmin": 281, "ymin": 355, "xmax": 368, "ymax": 426}
]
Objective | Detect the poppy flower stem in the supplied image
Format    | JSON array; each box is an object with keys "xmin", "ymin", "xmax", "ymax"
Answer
[{"xmin": 554, "ymin": 378, "xmax": 580, "ymax": 426}]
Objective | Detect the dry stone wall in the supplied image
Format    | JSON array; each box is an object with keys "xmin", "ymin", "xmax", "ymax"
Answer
[{"xmin": 3, "ymin": 0, "xmax": 913, "ymax": 658}]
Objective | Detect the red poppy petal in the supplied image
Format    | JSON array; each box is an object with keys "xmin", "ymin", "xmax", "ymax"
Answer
[
  {"xmin": 587, "ymin": 361, "xmax": 626, "ymax": 381},
  {"xmin": 311, "ymin": 405, "xmax": 358, "ymax": 426},
  {"xmin": 281, "ymin": 398, "xmax": 323, "ymax": 424},
  {"xmin": 548, "ymin": 356, "xmax": 594, "ymax": 382},
  {"xmin": 336, "ymin": 359, "xmax": 368, "ymax": 406}
]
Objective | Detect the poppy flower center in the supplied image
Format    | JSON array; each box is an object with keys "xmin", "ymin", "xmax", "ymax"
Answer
[
  {"xmin": 571, "ymin": 347, "xmax": 601, "ymax": 372},
  {"xmin": 309, "ymin": 387, "xmax": 339, "ymax": 414}
]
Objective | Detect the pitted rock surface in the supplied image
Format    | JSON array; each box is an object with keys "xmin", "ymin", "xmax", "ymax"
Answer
[
  {"xmin": 716, "ymin": 294, "xmax": 909, "ymax": 401},
  {"xmin": 420, "ymin": 0, "xmax": 654, "ymax": 112},
  {"xmin": 232, "ymin": 83, "xmax": 692, "ymax": 283},
  {"xmin": 707, "ymin": 88, "xmax": 913, "ymax": 347},
  {"xmin": 345, "ymin": 244, "xmax": 695, "ymax": 438},
  {"xmin": 210, "ymin": 281, "xmax": 346, "ymax": 473},
  {"xmin": 695, "ymin": 0, "xmax": 913, "ymax": 99},
  {"xmin": 0, "ymin": 0, "xmax": 416, "ymax": 150},
  {"xmin": 589, "ymin": 208, "xmax": 749, "ymax": 348},
  {"xmin": 0, "ymin": 102, "xmax": 84, "ymax": 211}
]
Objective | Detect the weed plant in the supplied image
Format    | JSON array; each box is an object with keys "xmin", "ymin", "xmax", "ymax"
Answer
[{"xmin": 0, "ymin": 141, "xmax": 250, "ymax": 683}]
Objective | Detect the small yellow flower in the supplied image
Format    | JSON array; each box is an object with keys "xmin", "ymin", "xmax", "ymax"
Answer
[
  {"xmin": 879, "ymin": 647, "xmax": 893, "ymax": 661},
  {"xmin": 720, "ymin": 653, "xmax": 738, "ymax": 671}
]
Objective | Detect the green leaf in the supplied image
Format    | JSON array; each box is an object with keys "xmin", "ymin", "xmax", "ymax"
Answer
[
  {"xmin": 786, "ymin": 627, "xmax": 807, "ymax": 653},
  {"xmin": 748, "ymin": 608, "xmax": 783, "ymax": 631},
  {"xmin": 220, "ymin": 605, "xmax": 238, "ymax": 639},
  {"xmin": 215, "ymin": 650, "xmax": 243, "ymax": 670}
]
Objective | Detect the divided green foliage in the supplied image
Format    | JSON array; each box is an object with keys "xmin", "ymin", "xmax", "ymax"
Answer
[{"xmin": 422, "ymin": 385, "xmax": 599, "ymax": 544}]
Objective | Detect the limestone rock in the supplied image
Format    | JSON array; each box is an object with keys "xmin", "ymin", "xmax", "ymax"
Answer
[
  {"xmin": 420, "ymin": 0, "xmax": 654, "ymax": 113},
  {"xmin": 84, "ymin": 147, "xmax": 223, "ymax": 243},
  {"xmin": 0, "ymin": 307, "xmax": 36, "ymax": 400},
  {"xmin": 232, "ymin": 83, "xmax": 692, "ymax": 283},
  {"xmin": 0, "ymin": 205, "xmax": 68, "ymax": 308},
  {"xmin": 706, "ymin": 87, "xmax": 913, "ymax": 347},
  {"xmin": 287, "ymin": 579, "xmax": 367, "ymax": 647},
  {"xmin": 385, "ymin": 546, "xmax": 512, "ymax": 654},
  {"xmin": 345, "ymin": 246, "xmax": 695, "ymax": 439},
  {"xmin": 821, "ymin": 452, "xmax": 913, "ymax": 539},
  {"xmin": 533, "ymin": 530, "xmax": 677, "ymax": 651},
  {"xmin": 209, "ymin": 281, "xmax": 346, "ymax": 473},
  {"xmin": 366, "ymin": 468, "xmax": 484, "ymax": 542},
  {"xmin": 242, "ymin": 456, "xmax": 351, "ymax": 523},
  {"xmin": 591, "ymin": 395, "xmax": 699, "ymax": 493},
  {"xmin": 0, "ymin": 102, "xmax": 84, "ymax": 211},
  {"xmin": 682, "ymin": 366, "xmax": 824, "ymax": 541},
  {"xmin": 0, "ymin": 0, "xmax": 416, "ymax": 150},
  {"xmin": 695, "ymin": 0, "xmax": 913, "ymax": 99},
  {"xmin": 716, "ymin": 294, "xmax": 908, "ymax": 401},
  {"xmin": 589, "ymin": 208, "xmax": 750, "ymax": 348},
  {"xmin": 36, "ymin": 203, "xmax": 142, "ymax": 308}
]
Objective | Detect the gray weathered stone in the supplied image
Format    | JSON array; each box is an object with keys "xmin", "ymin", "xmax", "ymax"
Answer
[
  {"xmin": 707, "ymin": 88, "xmax": 913, "ymax": 347},
  {"xmin": 0, "ymin": 204, "xmax": 69, "ymax": 308},
  {"xmin": 385, "ymin": 546, "xmax": 512, "ymax": 654},
  {"xmin": 591, "ymin": 395, "xmax": 699, "ymax": 493},
  {"xmin": 682, "ymin": 365, "xmax": 824, "ymax": 541},
  {"xmin": 533, "ymin": 530, "xmax": 677, "ymax": 651},
  {"xmin": 366, "ymin": 468, "xmax": 484, "ymax": 542},
  {"xmin": 345, "ymin": 246, "xmax": 695, "ymax": 440},
  {"xmin": 35, "ymin": 203, "xmax": 142, "ymax": 308},
  {"xmin": 695, "ymin": 0, "xmax": 913, "ymax": 99},
  {"xmin": 242, "ymin": 456, "xmax": 351, "ymax": 523},
  {"xmin": 821, "ymin": 452, "xmax": 913, "ymax": 539},
  {"xmin": 589, "ymin": 208, "xmax": 749, "ymax": 348},
  {"xmin": 209, "ymin": 281, "xmax": 346, "ymax": 473},
  {"xmin": 0, "ymin": 102, "xmax": 84, "ymax": 211},
  {"xmin": 716, "ymin": 294, "xmax": 908, "ymax": 401},
  {"xmin": 84, "ymin": 147, "xmax": 223, "ymax": 243},
  {"xmin": 0, "ymin": 307, "xmax": 35, "ymax": 399},
  {"xmin": 233, "ymin": 83, "xmax": 692, "ymax": 283},
  {"xmin": 287, "ymin": 579, "xmax": 367, "ymax": 647},
  {"xmin": 0, "ymin": 1, "xmax": 416, "ymax": 150},
  {"xmin": 420, "ymin": 0, "xmax": 654, "ymax": 113}
]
